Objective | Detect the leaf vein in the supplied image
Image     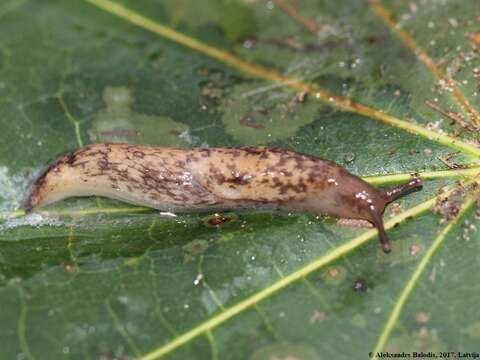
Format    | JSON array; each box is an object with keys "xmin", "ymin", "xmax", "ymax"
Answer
[
  {"xmin": 84, "ymin": 0, "xmax": 480, "ymax": 158},
  {"xmin": 371, "ymin": 196, "xmax": 478, "ymax": 355},
  {"xmin": 138, "ymin": 190, "xmax": 450, "ymax": 359},
  {"xmin": 369, "ymin": 0, "xmax": 480, "ymax": 127}
]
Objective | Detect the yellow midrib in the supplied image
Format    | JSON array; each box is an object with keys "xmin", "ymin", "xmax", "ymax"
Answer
[
  {"xmin": 371, "ymin": 196, "xmax": 478, "ymax": 355},
  {"xmin": 139, "ymin": 185, "xmax": 466, "ymax": 360}
]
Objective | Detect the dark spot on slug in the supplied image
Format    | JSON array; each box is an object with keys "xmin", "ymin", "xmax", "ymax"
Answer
[
  {"xmin": 200, "ymin": 149, "xmax": 211, "ymax": 158},
  {"xmin": 226, "ymin": 173, "xmax": 252, "ymax": 185},
  {"xmin": 259, "ymin": 151, "xmax": 269, "ymax": 159},
  {"xmin": 306, "ymin": 172, "xmax": 317, "ymax": 183},
  {"xmin": 240, "ymin": 147, "xmax": 267, "ymax": 156},
  {"xmin": 98, "ymin": 159, "xmax": 109, "ymax": 172},
  {"xmin": 276, "ymin": 156, "xmax": 288, "ymax": 167},
  {"xmin": 63, "ymin": 151, "xmax": 77, "ymax": 166},
  {"xmin": 226, "ymin": 163, "xmax": 236, "ymax": 172}
]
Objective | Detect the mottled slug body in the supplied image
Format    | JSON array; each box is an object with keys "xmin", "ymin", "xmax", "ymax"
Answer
[{"xmin": 25, "ymin": 144, "xmax": 422, "ymax": 253}]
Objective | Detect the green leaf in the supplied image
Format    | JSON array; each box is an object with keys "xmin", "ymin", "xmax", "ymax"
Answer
[{"xmin": 0, "ymin": 0, "xmax": 479, "ymax": 359}]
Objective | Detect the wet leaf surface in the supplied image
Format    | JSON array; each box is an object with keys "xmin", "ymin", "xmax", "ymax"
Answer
[{"xmin": 0, "ymin": 0, "xmax": 479, "ymax": 359}]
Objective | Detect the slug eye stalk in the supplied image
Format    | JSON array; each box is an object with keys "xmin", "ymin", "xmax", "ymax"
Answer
[
  {"xmin": 370, "ymin": 177, "xmax": 422, "ymax": 253},
  {"xmin": 368, "ymin": 204, "xmax": 391, "ymax": 253},
  {"xmin": 382, "ymin": 178, "xmax": 423, "ymax": 203}
]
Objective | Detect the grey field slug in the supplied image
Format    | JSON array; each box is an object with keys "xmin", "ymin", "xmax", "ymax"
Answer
[{"xmin": 25, "ymin": 143, "xmax": 422, "ymax": 253}]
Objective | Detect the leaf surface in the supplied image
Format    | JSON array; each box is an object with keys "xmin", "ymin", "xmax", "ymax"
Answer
[{"xmin": 0, "ymin": 1, "xmax": 479, "ymax": 359}]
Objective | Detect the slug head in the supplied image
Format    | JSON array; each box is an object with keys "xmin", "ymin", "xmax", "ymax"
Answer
[{"xmin": 337, "ymin": 177, "xmax": 422, "ymax": 253}]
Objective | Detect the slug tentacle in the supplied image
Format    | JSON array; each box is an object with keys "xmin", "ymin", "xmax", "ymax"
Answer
[
  {"xmin": 382, "ymin": 178, "xmax": 422, "ymax": 203},
  {"xmin": 25, "ymin": 144, "xmax": 423, "ymax": 253},
  {"xmin": 367, "ymin": 204, "xmax": 391, "ymax": 253}
]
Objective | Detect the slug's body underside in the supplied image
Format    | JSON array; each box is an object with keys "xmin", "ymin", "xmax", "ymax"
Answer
[{"xmin": 25, "ymin": 144, "xmax": 422, "ymax": 253}]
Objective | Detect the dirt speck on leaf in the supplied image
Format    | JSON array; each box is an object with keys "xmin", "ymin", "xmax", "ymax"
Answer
[{"xmin": 353, "ymin": 278, "xmax": 367, "ymax": 293}]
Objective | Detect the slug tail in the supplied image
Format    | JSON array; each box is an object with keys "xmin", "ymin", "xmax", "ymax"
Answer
[
  {"xmin": 24, "ymin": 194, "xmax": 35, "ymax": 213},
  {"xmin": 382, "ymin": 177, "xmax": 422, "ymax": 204},
  {"xmin": 23, "ymin": 163, "xmax": 57, "ymax": 213},
  {"xmin": 23, "ymin": 150, "xmax": 77, "ymax": 213},
  {"xmin": 368, "ymin": 204, "xmax": 391, "ymax": 253}
]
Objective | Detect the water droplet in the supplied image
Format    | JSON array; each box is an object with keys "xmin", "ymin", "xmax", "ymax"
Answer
[
  {"xmin": 344, "ymin": 152, "xmax": 355, "ymax": 163},
  {"xmin": 243, "ymin": 39, "xmax": 253, "ymax": 48},
  {"xmin": 416, "ymin": 311, "xmax": 430, "ymax": 323},
  {"xmin": 193, "ymin": 273, "xmax": 204, "ymax": 286},
  {"xmin": 117, "ymin": 296, "xmax": 129, "ymax": 305}
]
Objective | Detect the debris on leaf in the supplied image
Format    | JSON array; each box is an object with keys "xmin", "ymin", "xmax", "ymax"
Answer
[
  {"xmin": 409, "ymin": 244, "xmax": 422, "ymax": 256},
  {"xmin": 434, "ymin": 182, "xmax": 480, "ymax": 223},
  {"xmin": 437, "ymin": 152, "xmax": 462, "ymax": 169},
  {"xmin": 433, "ymin": 186, "xmax": 464, "ymax": 223},
  {"xmin": 415, "ymin": 311, "xmax": 430, "ymax": 324},
  {"xmin": 321, "ymin": 266, "xmax": 347, "ymax": 286},
  {"xmin": 309, "ymin": 310, "xmax": 327, "ymax": 324},
  {"xmin": 203, "ymin": 213, "xmax": 238, "ymax": 227},
  {"xmin": 353, "ymin": 278, "xmax": 367, "ymax": 293},
  {"xmin": 470, "ymin": 32, "xmax": 480, "ymax": 48}
]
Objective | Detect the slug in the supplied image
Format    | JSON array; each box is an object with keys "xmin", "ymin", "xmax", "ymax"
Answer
[{"xmin": 25, "ymin": 144, "xmax": 422, "ymax": 253}]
